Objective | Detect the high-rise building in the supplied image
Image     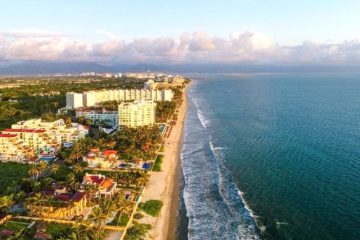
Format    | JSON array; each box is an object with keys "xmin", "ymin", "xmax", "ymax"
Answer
[
  {"xmin": 66, "ymin": 92, "xmax": 84, "ymax": 109},
  {"xmin": 118, "ymin": 100, "xmax": 156, "ymax": 128}
]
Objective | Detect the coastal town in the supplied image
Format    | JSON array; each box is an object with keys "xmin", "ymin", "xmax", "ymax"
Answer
[{"xmin": 0, "ymin": 73, "xmax": 190, "ymax": 240}]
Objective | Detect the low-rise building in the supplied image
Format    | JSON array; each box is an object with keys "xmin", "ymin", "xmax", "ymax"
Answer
[
  {"xmin": 75, "ymin": 108, "xmax": 118, "ymax": 127},
  {"xmin": 83, "ymin": 149, "xmax": 118, "ymax": 168},
  {"xmin": 82, "ymin": 173, "xmax": 117, "ymax": 197},
  {"xmin": 0, "ymin": 119, "xmax": 88, "ymax": 162}
]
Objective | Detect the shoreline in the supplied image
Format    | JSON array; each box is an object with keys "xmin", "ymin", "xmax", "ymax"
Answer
[{"xmin": 140, "ymin": 84, "xmax": 189, "ymax": 240}]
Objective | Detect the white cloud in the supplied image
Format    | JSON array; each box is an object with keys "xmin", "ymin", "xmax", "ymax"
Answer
[{"xmin": 1, "ymin": 30, "xmax": 360, "ymax": 64}]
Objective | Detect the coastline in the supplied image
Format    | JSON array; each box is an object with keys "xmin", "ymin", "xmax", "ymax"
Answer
[{"xmin": 140, "ymin": 84, "xmax": 189, "ymax": 240}]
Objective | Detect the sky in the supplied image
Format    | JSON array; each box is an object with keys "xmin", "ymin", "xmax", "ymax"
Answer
[{"xmin": 1, "ymin": 0, "xmax": 360, "ymax": 65}]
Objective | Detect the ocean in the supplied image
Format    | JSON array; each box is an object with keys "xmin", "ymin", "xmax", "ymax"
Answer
[{"xmin": 177, "ymin": 73, "xmax": 360, "ymax": 240}]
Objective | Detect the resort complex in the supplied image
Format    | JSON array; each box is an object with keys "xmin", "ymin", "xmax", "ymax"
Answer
[
  {"xmin": 0, "ymin": 73, "xmax": 190, "ymax": 240},
  {"xmin": 0, "ymin": 118, "xmax": 88, "ymax": 162}
]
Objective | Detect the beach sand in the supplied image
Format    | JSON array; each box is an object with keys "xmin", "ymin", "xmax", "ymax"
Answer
[{"xmin": 140, "ymin": 85, "xmax": 189, "ymax": 240}]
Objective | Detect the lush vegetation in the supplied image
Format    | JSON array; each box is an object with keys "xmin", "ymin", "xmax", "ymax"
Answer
[
  {"xmin": 0, "ymin": 163, "xmax": 30, "ymax": 195},
  {"xmin": 155, "ymin": 101, "xmax": 176, "ymax": 122},
  {"xmin": 152, "ymin": 155, "xmax": 164, "ymax": 172},
  {"xmin": 0, "ymin": 77, "xmax": 145, "ymax": 130},
  {"xmin": 124, "ymin": 223, "xmax": 151, "ymax": 240},
  {"xmin": 139, "ymin": 200, "xmax": 163, "ymax": 217}
]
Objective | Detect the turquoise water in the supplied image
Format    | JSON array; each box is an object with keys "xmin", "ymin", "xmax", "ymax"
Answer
[{"xmin": 178, "ymin": 73, "xmax": 360, "ymax": 240}]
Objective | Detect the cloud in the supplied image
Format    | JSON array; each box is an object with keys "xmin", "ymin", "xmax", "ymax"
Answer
[{"xmin": 1, "ymin": 30, "xmax": 360, "ymax": 64}]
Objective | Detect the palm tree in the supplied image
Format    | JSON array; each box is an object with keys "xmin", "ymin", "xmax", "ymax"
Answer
[
  {"xmin": 73, "ymin": 163, "xmax": 84, "ymax": 176},
  {"xmin": 136, "ymin": 172, "xmax": 150, "ymax": 187},
  {"xmin": 113, "ymin": 193, "xmax": 134, "ymax": 226},
  {"xmin": 0, "ymin": 195, "xmax": 14, "ymax": 214},
  {"xmin": 66, "ymin": 173, "xmax": 76, "ymax": 186},
  {"xmin": 87, "ymin": 207, "xmax": 108, "ymax": 239},
  {"xmin": 38, "ymin": 160, "xmax": 48, "ymax": 174},
  {"xmin": 26, "ymin": 193, "xmax": 44, "ymax": 216},
  {"xmin": 50, "ymin": 163, "xmax": 60, "ymax": 176},
  {"xmin": 28, "ymin": 165, "xmax": 39, "ymax": 181}
]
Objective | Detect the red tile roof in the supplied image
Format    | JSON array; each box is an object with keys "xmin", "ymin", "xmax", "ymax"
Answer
[
  {"xmin": 86, "ymin": 175, "xmax": 104, "ymax": 185},
  {"xmin": 55, "ymin": 193, "xmax": 73, "ymax": 201},
  {"xmin": 71, "ymin": 192, "xmax": 86, "ymax": 202},
  {"xmin": 102, "ymin": 150, "xmax": 117, "ymax": 156},
  {"xmin": 3, "ymin": 128, "xmax": 46, "ymax": 133},
  {"xmin": 0, "ymin": 133, "xmax": 18, "ymax": 138}
]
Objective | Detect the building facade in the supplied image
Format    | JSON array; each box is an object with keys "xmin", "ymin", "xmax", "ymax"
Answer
[
  {"xmin": 66, "ymin": 89, "xmax": 173, "ymax": 109},
  {"xmin": 66, "ymin": 92, "xmax": 84, "ymax": 109},
  {"xmin": 0, "ymin": 119, "xmax": 88, "ymax": 162},
  {"xmin": 75, "ymin": 109, "xmax": 118, "ymax": 127},
  {"xmin": 118, "ymin": 100, "xmax": 156, "ymax": 128}
]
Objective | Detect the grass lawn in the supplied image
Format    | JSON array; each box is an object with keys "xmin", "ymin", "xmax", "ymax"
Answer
[
  {"xmin": 53, "ymin": 166, "xmax": 74, "ymax": 181},
  {"xmin": 0, "ymin": 221, "xmax": 29, "ymax": 232},
  {"xmin": 0, "ymin": 162, "xmax": 30, "ymax": 194},
  {"xmin": 139, "ymin": 200, "xmax": 163, "ymax": 217},
  {"xmin": 152, "ymin": 155, "xmax": 163, "ymax": 172},
  {"xmin": 46, "ymin": 223, "xmax": 70, "ymax": 235},
  {"xmin": 119, "ymin": 153, "xmax": 129, "ymax": 160},
  {"xmin": 107, "ymin": 212, "xmax": 129, "ymax": 227}
]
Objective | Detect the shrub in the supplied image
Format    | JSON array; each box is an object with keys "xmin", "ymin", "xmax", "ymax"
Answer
[{"xmin": 139, "ymin": 200, "xmax": 163, "ymax": 217}]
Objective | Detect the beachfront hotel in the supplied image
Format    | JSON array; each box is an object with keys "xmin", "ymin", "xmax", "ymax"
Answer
[
  {"xmin": 0, "ymin": 118, "xmax": 88, "ymax": 162},
  {"xmin": 75, "ymin": 108, "xmax": 118, "ymax": 128},
  {"xmin": 66, "ymin": 88, "xmax": 173, "ymax": 109},
  {"xmin": 118, "ymin": 100, "xmax": 156, "ymax": 128}
]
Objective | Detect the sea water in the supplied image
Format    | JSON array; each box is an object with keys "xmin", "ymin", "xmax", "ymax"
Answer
[{"xmin": 177, "ymin": 73, "xmax": 360, "ymax": 240}]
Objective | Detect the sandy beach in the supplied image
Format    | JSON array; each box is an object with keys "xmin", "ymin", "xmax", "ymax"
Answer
[{"xmin": 140, "ymin": 85, "xmax": 189, "ymax": 240}]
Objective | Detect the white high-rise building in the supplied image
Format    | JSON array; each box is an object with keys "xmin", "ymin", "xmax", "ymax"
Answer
[
  {"xmin": 83, "ymin": 92, "xmax": 96, "ymax": 107},
  {"xmin": 66, "ymin": 89, "xmax": 173, "ymax": 109},
  {"xmin": 118, "ymin": 100, "xmax": 156, "ymax": 128},
  {"xmin": 66, "ymin": 92, "xmax": 83, "ymax": 109}
]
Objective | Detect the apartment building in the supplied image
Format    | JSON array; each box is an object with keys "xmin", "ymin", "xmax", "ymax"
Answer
[
  {"xmin": 66, "ymin": 88, "xmax": 173, "ymax": 109},
  {"xmin": 118, "ymin": 100, "xmax": 156, "ymax": 128},
  {"xmin": 0, "ymin": 119, "xmax": 88, "ymax": 162}
]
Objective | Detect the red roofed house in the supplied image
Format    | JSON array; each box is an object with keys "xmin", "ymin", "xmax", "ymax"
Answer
[
  {"xmin": 27, "ymin": 190, "xmax": 87, "ymax": 220},
  {"xmin": 82, "ymin": 173, "xmax": 117, "ymax": 197},
  {"xmin": 83, "ymin": 149, "xmax": 118, "ymax": 169}
]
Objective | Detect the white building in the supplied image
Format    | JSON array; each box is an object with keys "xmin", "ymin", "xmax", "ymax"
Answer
[
  {"xmin": 68, "ymin": 89, "xmax": 173, "ymax": 109},
  {"xmin": 0, "ymin": 119, "xmax": 88, "ymax": 162},
  {"xmin": 66, "ymin": 92, "xmax": 84, "ymax": 109},
  {"xmin": 118, "ymin": 100, "xmax": 156, "ymax": 128},
  {"xmin": 75, "ymin": 109, "xmax": 118, "ymax": 127}
]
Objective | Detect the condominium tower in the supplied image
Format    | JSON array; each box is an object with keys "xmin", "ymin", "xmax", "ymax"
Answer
[{"xmin": 118, "ymin": 100, "xmax": 156, "ymax": 128}]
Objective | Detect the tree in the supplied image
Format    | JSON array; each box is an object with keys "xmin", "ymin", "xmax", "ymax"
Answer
[
  {"xmin": 50, "ymin": 163, "xmax": 60, "ymax": 176},
  {"xmin": 87, "ymin": 207, "xmax": 108, "ymax": 239},
  {"xmin": 38, "ymin": 160, "xmax": 48, "ymax": 175},
  {"xmin": 114, "ymin": 195, "xmax": 133, "ymax": 226},
  {"xmin": 0, "ymin": 194, "xmax": 14, "ymax": 214},
  {"xmin": 136, "ymin": 171, "xmax": 150, "ymax": 187},
  {"xmin": 28, "ymin": 165, "xmax": 39, "ymax": 181}
]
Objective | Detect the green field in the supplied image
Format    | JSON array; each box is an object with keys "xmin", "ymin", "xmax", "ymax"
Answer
[
  {"xmin": 0, "ymin": 221, "xmax": 30, "ymax": 232},
  {"xmin": 139, "ymin": 200, "xmax": 163, "ymax": 217},
  {"xmin": 0, "ymin": 162, "xmax": 30, "ymax": 194},
  {"xmin": 152, "ymin": 155, "xmax": 164, "ymax": 172}
]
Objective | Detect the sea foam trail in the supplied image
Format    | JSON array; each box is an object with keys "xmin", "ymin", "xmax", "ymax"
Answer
[{"xmin": 180, "ymin": 88, "xmax": 259, "ymax": 240}]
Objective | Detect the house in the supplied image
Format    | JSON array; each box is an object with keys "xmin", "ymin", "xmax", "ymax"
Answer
[
  {"xmin": 27, "ymin": 191, "xmax": 87, "ymax": 220},
  {"xmin": 82, "ymin": 173, "xmax": 117, "ymax": 197},
  {"xmin": 83, "ymin": 149, "xmax": 118, "ymax": 169}
]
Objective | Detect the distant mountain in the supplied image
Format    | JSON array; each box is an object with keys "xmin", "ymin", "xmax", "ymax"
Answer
[
  {"xmin": 1, "ymin": 61, "xmax": 360, "ymax": 75},
  {"xmin": 0, "ymin": 61, "xmax": 112, "ymax": 75}
]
